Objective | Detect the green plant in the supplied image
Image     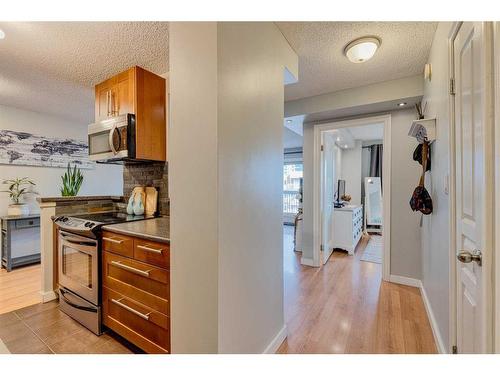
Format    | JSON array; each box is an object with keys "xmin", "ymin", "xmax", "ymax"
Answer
[
  {"xmin": 60, "ymin": 163, "xmax": 84, "ymax": 197},
  {"xmin": 1, "ymin": 177, "xmax": 36, "ymax": 204}
]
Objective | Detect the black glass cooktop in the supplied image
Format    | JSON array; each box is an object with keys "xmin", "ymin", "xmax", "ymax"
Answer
[{"xmin": 72, "ymin": 211, "xmax": 155, "ymax": 224}]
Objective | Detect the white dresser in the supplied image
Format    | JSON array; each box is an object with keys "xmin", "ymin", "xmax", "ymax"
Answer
[{"xmin": 331, "ymin": 205, "xmax": 363, "ymax": 255}]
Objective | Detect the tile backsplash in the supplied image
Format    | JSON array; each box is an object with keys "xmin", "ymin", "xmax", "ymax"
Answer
[{"xmin": 122, "ymin": 162, "xmax": 169, "ymax": 216}]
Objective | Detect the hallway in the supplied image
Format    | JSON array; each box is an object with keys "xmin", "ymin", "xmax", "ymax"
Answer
[{"xmin": 279, "ymin": 225, "xmax": 436, "ymax": 353}]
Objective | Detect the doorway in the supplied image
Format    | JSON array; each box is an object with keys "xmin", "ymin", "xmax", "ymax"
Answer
[{"xmin": 312, "ymin": 115, "xmax": 391, "ymax": 280}]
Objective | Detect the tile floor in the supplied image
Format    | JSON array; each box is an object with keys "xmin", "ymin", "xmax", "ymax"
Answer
[{"xmin": 0, "ymin": 300, "xmax": 140, "ymax": 354}]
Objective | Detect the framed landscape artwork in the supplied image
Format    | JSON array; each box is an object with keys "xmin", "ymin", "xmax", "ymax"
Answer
[{"xmin": 0, "ymin": 129, "xmax": 94, "ymax": 169}]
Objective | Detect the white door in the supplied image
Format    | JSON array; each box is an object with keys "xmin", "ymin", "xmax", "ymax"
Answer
[
  {"xmin": 321, "ymin": 133, "xmax": 336, "ymax": 264},
  {"xmin": 454, "ymin": 22, "xmax": 492, "ymax": 354}
]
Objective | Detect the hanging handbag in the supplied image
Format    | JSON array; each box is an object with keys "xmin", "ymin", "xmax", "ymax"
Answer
[{"xmin": 409, "ymin": 141, "xmax": 433, "ymax": 215}]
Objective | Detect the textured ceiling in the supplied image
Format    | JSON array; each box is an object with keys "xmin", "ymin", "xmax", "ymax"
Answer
[
  {"xmin": 0, "ymin": 22, "xmax": 169, "ymax": 123},
  {"xmin": 276, "ymin": 22, "xmax": 437, "ymax": 101}
]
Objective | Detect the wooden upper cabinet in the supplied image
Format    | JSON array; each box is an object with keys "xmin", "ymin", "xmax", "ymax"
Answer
[{"xmin": 94, "ymin": 66, "xmax": 166, "ymax": 162}]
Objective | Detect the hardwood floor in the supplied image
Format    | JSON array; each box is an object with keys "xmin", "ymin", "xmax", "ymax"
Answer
[
  {"xmin": 0, "ymin": 264, "xmax": 41, "ymax": 315},
  {"xmin": 278, "ymin": 226, "xmax": 437, "ymax": 354}
]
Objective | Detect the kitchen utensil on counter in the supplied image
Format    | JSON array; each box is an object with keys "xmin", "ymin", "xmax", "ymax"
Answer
[{"xmin": 145, "ymin": 187, "xmax": 158, "ymax": 216}]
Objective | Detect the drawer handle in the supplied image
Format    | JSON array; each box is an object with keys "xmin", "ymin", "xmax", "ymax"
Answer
[
  {"xmin": 110, "ymin": 260, "xmax": 151, "ymax": 277},
  {"xmin": 137, "ymin": 244, "xmax": 164, "ymax": 254},
  {"xmin": 103, "ymin": 237, "xmax": 124, "ymax": 244},
  {"xmin": 111, "ymin": 298, "xmax": 151, "ymax": 321}
]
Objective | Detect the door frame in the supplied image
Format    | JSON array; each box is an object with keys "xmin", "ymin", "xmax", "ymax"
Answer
[
  {"xmin": 311, "ymin": 114, "xmax": 391, "ymax": 281},
  {"xmin": 449, "ymin": 21, "xmax": 495, "ymax": 353}
]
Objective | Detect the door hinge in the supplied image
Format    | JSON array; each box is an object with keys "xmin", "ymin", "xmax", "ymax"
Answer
[
  {"xmin": 452, "ymin": 345, "xmax": 458, "ymax": 354},
  {"xmin": 321, "ymin": 145, "xmax": 324, "ymax": 151},
  {"xmin": 320, "ymin": 244, "xmax": 324, "ymax": 251},
  {"xmin": 449, "ymin": 78, "xmax": 455, "ymax": 96}
]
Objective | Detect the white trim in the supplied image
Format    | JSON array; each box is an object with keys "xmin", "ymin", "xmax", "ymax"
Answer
[
  {"xmin": 389, "ymin": 274, "xmax": 421, "ymax": 288},
  {"xmin": 263, "ymin": 325, "xmax": 287, "ymax": 353},
  {"xmin": 40, "ymin": 290, "xmax": 57, "ymax": 303},
  {"xmin": 447, "ymin": 21, "xmax": 461, "ymax": 356},
  {"xmin": 310, "ymin": 114, "xmax": 391, "ymax": 280},
  {"xmin": 300, "ymin": 257, "xmax": 315, "ymax": 267},
  {"xmin": 420, "ymin": 283, "xmax": 447, "ymax": 354},
  {"xmin": 494, "ymin": 21, "xmax": 500, "ymax": 354}
]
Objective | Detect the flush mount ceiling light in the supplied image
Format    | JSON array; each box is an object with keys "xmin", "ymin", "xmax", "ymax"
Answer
[
  {"xmin": 344, "ymin": 36, "xmax": 381, "ymax": 64},
  {"xmin": 398, "ymin": 102, "xmax": 407, "ymax": 107},
  {"xmin": 0, "ymin": 29, "xmax": 5, "ymax": 40},
  {"xmin": 286, "ymin": 119, "xmax": 292, "ymax": 124}
]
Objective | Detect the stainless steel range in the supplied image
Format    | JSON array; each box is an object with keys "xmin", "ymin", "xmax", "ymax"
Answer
[{"xmin": 53, "ymin": 212, "xmax": 153, "ymax": 335}]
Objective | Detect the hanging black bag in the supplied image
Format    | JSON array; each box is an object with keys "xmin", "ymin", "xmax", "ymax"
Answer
[{"xmin": 409, "ymin": 141, "xmax": 433, "ymax": 215}]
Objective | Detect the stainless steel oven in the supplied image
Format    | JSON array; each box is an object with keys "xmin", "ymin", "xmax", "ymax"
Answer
[
  {"xmin": 88, "ymin": 113, "xmax": 136, "ymax": 162},
  {"xmin": 54, "ymin": 212, "xmax": 156, "ymax": 336},
  {"xmin": 58, "ymin": 230, "xmax": 101, "ymax": 334},
  {"xmin": 58, "ymin": 231, "xmax": 98, "ymax": 304}
]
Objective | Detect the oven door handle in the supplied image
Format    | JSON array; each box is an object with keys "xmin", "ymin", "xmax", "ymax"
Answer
[
  {"xmin": 60, "ymin": 233, "xmax": 96, "ymax": 247},
  {"xmin": 60, "ymin": 289, "xmax": 98, "ymax": 313}
]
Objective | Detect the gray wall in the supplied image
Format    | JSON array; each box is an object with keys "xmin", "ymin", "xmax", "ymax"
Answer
[
  {"xmin": 169, "ymin": 22, "xmax": 297, "ymax": 353},
  {"xmin": 217, "ymin": 22, "xmax": 297, "ymax": 353},
  {"xmin": 389, "ymin": 109, "xmax": 423, "ymax": 279},
  {"xmin": 170, "ymin": 22, "xmax": 219, "ymax": 353},
  {"xmin": 420, "ymin": 22, "xmax": 454, "ymax": 352},
  {"xmin": 302, "ymin": 108, "xmax": 422, "ymax": 279}
]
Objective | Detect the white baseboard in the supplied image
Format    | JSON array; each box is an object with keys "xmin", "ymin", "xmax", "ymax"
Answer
[
  {"xmin": 420, "ymin": 284, "xmax": 447, "ymax": 354},
  {"xmin": 40, "ymin": 290, "xmax": 57, "ymax": 303},
  {"xmin": 263, "ymin": 325, "xmax": 287, "ymax": 354},
  {"xmin": 389, "ymin": 274, "xmax": 421, "ymax": 288},
  {"xmin": 300, "ymin": 257, "xmax": 315, "ymax": 267}
]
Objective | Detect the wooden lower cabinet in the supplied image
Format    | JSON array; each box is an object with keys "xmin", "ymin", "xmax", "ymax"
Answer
[
  {"xmin": 103, "ymin": 287, "xmax": 170, "ymax": 354},
  {"xmin": 102, "ymin": 231, "xmax": 170, "ymax": 353}
]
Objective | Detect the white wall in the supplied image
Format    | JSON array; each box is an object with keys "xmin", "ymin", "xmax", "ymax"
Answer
[
  {"xmin": 420, "ymin": 22, "xmax": 454, "ymax": 352},
  {"xmin": 340, "ymin": 141, "xmax": 362, "ymax": 205},
  {"xmin": 169, "ymin": 22, "xmax": 298, "ymax": 353},
  {"xmin": 0, "ymin": 104, "xmax": 123, "ymax": 216},
  {"xmin": 302, "ymin": 109, "xmax": 422, "ymax": 279}
]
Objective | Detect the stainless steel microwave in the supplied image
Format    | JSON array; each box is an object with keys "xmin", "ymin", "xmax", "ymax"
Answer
[{"xmin": 88, "ymin": 114, "xmax": 136, "ymax": 163}]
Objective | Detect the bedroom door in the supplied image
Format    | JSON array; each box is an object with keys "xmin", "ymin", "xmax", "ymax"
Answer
[{"xmin": 321, "ymin": 132, "xmax": 336, "ymax": 264}]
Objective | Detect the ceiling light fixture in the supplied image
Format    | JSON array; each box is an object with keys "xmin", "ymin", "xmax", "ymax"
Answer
[
  {"xmin": 398, "ymin": 102, "xmax": 407, "ymax": 107},
  {"xmin": 286, "ymin": 119, "xmax": 292, "ymax": 124},
  {"xmin": 0, "ymin": 29, "xmax": 5, "ymax": 40},
  {"xmin": 344, "ymin": 36, "xmax": 381, "ymax": 64}
]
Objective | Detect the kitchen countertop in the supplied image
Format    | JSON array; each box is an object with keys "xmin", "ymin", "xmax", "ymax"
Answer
[
  {"xmin": 37, "ymin": 195, "xmax": 123, "ymax": 203},
  {"xmin": 102, "ymin": 216, "xmax": 170, "ymax": 244},
  {"xmin": 1, "ymin": 214, "xmax": 40, "ymax": 221}
]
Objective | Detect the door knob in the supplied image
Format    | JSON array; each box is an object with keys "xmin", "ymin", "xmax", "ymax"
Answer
[{"xmin": 457, "ymin": 250, "xmax": 482, "ymax": 266}]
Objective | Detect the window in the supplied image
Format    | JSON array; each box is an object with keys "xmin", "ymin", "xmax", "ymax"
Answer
[{"xmin": 283, "ymin": 162, "xmax": 303, "ymax": 215}]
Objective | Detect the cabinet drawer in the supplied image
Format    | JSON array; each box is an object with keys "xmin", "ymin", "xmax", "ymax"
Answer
[
  {"xmin": 102, "ymin": 231, "xmax": 134, "ymax": 258},
  {"xmin": 102, "ymin": 251, "xmax": 169, "ymax": 314},
  {"xmin": 15, "ymin": 217, "xmax": 40, "ymax": 229},
  {"xmin": 103, "ymin": 287, "xmax": 169, "ymax": 354},
  {"xmin": 134, "ymin": 239, "xmax": 169, "ymax": 269}
]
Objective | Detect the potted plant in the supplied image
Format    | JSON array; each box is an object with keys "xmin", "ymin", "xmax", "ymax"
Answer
[
  {"xmin": 60, "ymin": 163, "xmax": 84, "ymax": 197},
  {"xmin": 1, "ymin": 177, "xmax": 37, "ymax": 216}
]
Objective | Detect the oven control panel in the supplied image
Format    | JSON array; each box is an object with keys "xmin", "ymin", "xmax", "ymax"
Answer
[{"xmin": 54, "ymin": 216, "xmax": 97, "ymax": 231}]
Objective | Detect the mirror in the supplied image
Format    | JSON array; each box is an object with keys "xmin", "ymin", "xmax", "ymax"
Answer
[{"xmin": 364, "ymin": 177, "xmax": 382, "ymax": 226}]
